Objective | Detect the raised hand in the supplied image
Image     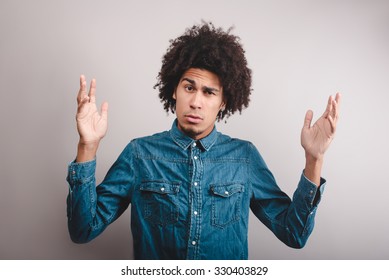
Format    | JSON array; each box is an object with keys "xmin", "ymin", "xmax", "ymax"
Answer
[
  {"xmin": 75, "ymin": 75, "xmax": 108, "ymax": 162},
  {"xmin": 301, "ymin": 93, "xmax": 341, "ymax": 161}
]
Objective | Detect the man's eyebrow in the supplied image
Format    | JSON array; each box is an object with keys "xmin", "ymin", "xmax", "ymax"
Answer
[
  {"xmin": 181, "ymin": 77, "xmax": 220, "ymax": 92},
  {"xmin": 181, "ymin": 77, "xmax": 196, "ymax": 85},
  {"xmin": 203, "ymin": 86, "xmax": 220, "ymax": 93}
]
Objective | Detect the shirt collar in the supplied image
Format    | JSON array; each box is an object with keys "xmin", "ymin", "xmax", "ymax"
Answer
[{"xmin": 170, "ymin": 119, "xmax": 219, "ymax": 151}]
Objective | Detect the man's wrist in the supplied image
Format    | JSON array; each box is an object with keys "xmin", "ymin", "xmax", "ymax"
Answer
[
  {"xmin": 304, "ymin": 154, "xmax": 323, "ymax": 187},
  {"xmin": 76, "ymin": 141, "xmax": 99, "ymax": 162}
]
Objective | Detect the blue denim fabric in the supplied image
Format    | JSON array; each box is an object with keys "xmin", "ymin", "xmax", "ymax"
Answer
[{"xmin": 67, "ymin": 119, "xmax": 325, "ymax": 259}]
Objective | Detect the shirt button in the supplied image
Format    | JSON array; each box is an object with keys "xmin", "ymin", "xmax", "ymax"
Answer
[
  {"xmin": 160, "ymin": 187, "xmax": 165, "ymax": 192},
  {"xmin": 192, "ymin": 241, "xmax": 196, "ymax": 245},
  {"xmin": 194, "ymin": 156, "xmax": 198, "ymax": 160},
  {"xmin": 194, "ymin": 182, "xmax": 198, "ymax": 186},
  {"xmin": 72, "ymin": 170, "xmax": 76, "ymax": 175},
  {"xmin": 225, "ymin": 191, "xmax": 229, "ymax": 195},
  {"xmin": 193, "ymin": 143, "xmax": 197, "ymax": 147},
  {"xmin": 194, "ymin": 211, "xmax": 198, "ymax": 215}
]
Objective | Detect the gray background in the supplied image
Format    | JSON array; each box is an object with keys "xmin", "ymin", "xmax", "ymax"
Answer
[{"xmin": 1, "ymin": 0, "xmax": 388, "ymax": 259}]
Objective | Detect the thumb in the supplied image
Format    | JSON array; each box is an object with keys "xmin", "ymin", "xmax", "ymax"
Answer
[
  {"xmin": 101, "ymin": 102, "xmax": 108, "ymax": 120},
  {"xmin": 304, "ymin": 110, "xmax": 313, "ymax": 129}
]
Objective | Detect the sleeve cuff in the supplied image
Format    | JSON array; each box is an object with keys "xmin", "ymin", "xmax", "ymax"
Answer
[
  {"xmin": 294, "ymin": 171, "xmax": 326, "ymax": 208},
  {"xmin": 67, "ymin": 158, "xmax": 96, "ymax": 185}
]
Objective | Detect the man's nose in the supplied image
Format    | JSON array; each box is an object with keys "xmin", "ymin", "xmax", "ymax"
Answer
[{"xmin": 190, "ymin": 92, "xmax": 202, "ymax": 109}]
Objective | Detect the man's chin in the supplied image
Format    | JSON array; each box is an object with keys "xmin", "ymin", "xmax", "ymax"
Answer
[
  {"xmin": 178, "ymin": 123, "xmax": 202, "ymax": 139},
  {"xmin": 182, "ymin": 127, "xmax": 202, "ymax": 139}
]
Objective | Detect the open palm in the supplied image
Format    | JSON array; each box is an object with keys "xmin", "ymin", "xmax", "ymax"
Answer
[
  {"xmin": 76, "ymin": 75, "xmax": 108, "ymax": 145},
  {"xmin": 301, "ymin": 93, "xmax": 341, "ymax": 160}
]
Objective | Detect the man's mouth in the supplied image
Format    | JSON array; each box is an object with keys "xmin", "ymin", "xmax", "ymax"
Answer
[{"xmin": 185, "ymin": 114, "xmax": 203, "ymax": 124}]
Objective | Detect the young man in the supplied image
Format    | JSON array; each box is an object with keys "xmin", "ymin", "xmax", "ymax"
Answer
[{"xmin": 67, "ymin": 23, "xmax": 341, "ymax": 259}]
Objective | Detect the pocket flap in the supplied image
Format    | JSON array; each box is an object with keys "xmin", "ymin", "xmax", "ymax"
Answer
[
  {"xmin": 140, "ymin": 181, "xmax": 180, "ymax": 194},
  {"xmin": 210, "ymin": 183, "xmax": 244, "ymax": 198}
]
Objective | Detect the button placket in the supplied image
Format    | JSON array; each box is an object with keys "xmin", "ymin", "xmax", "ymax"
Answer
[{"xmin": 187, "ymin": 142, "xmax": 202, "ymax": 259}]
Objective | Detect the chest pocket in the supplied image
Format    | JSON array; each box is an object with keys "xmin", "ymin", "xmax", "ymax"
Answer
[
  {"xmin": 210, "ymin": 183, "xmax": 244, "ymax": 228},
  {"xmin": 139, "ymin": 181, "xmax": 180, "ymax": 226}
]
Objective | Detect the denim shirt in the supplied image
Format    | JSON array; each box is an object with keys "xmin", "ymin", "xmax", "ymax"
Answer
[{"xmin": 67, "ymin": 120, "xmax": 325, "ymax": 260}]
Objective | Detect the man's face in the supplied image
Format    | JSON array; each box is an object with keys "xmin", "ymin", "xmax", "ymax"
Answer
[{"xmin": 173, "ymin": 68, "xmax": 225, "ymax": 140}]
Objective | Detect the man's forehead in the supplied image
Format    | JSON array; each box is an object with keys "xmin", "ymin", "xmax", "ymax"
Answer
[{"xmin": 180, "ymin": 68, "xmax": 222, "ymax": 88}]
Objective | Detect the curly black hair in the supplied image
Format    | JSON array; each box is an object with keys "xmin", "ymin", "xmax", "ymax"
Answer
[{"xmin": 154, "ymin": 22, "xmax": 252, "ymax": 121}]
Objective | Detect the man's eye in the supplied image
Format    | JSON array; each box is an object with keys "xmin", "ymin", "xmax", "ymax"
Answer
[
  {"xmin": 185, "ymin": 85, "xmax": 194, "ymax": 92},
  {"xmin": 204, "ymin": 89, "xmax": 215, "ymax": 95}
]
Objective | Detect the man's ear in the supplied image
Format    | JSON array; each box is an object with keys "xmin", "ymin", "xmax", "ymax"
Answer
[
  {"xmin": 220, "ymin": 100, "xmax": 226, "ymax": 111},
  {"xmin": 173, "ymin": 90, "xmax": 177, "ymax": 100}
]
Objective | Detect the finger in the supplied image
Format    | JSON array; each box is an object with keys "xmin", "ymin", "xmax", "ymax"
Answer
[
  {"xmin": 331, "ymin": 97, "xmax": 337, "ymax": 120},
  {"xmin": 89, "ymin": 78, "xmax": 96, "ymax": 104},
  {"xmin": 77, "ymin": 75, "xmax": 87, "ymax": 104},
  {"xmin": 327, "ymin": 114, "xmax": 336, "ymax": 134},
  {"xmin": 77, "ymin": 95, "xmax": 90, "ymax": 114},
  {"xmin": 335, "ymin": 92, "xmax": 341, "ymax": 104},
  {"xmin": 327, "ymin": 92, "xmax": 341, "ymax": 121},
  {"xmin": 101, "ymin": 102, "xmax": 109, "ymax": 120},
  {"xmin": 333, "ymin": 92, "xmax": 341, "ymax": 119},
  {"xmin": 323, "ymin": 95, "xmax": 334, "ymax": 119},
  {"xmin": 304, "ymin": 110, "xmax": 313, "ymax": 129}
]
